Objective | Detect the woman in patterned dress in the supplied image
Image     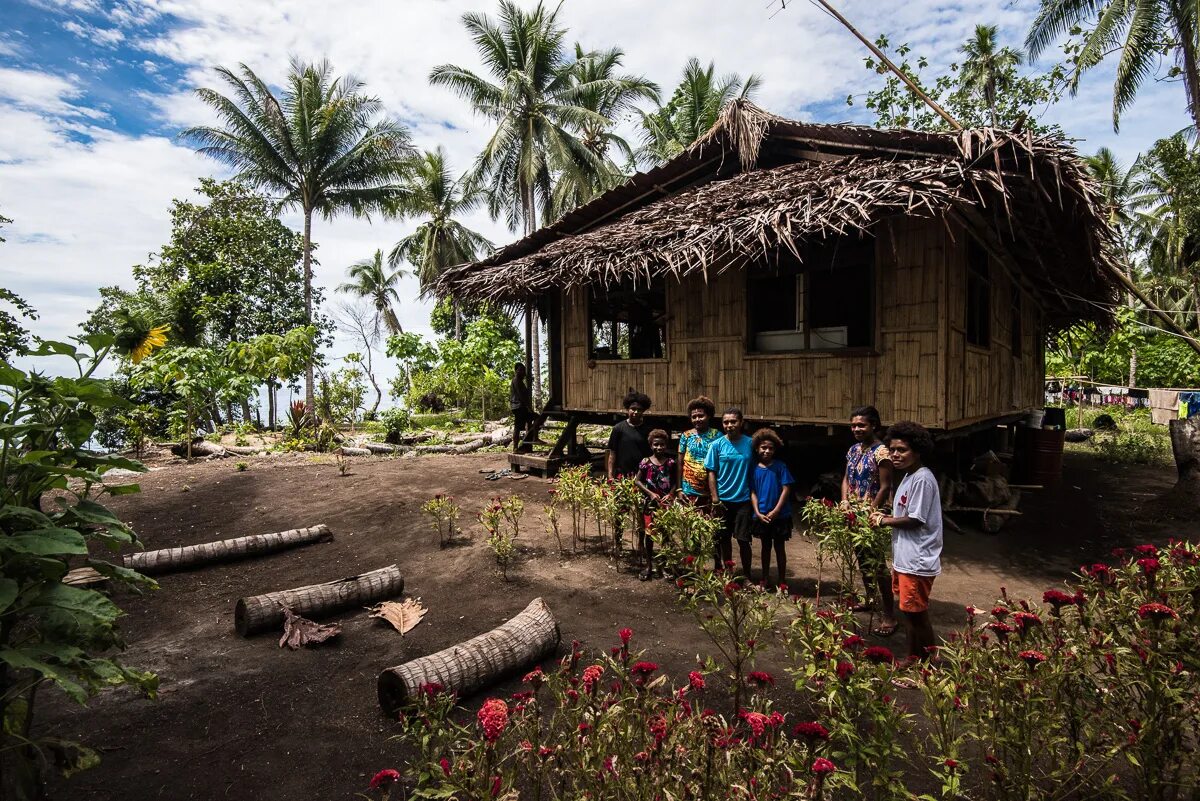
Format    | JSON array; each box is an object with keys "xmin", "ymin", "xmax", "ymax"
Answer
[{"xmin": 841, "ymin": 405, "xmax": 898, "ymax": 636}]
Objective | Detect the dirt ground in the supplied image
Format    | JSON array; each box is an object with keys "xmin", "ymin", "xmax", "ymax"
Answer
[{"xmin": 37, "ymin": 447, "xmax": 1196, "ymax": 801}]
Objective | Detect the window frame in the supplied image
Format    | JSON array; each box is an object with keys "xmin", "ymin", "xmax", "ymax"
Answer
[
  {"xmin": 966, "ymin": 237, "xmax": 992, "ymax": 350},
  {"xmin": 585, "ymin": 279, "xmax": 670, "ymax": 362}
]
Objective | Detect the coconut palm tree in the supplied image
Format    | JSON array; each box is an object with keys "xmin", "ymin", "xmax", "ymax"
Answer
[
  {"xmin": 959, "ymin": 25, "xmax": 1023, "ymax": 128},
  {"xmin": 638, "ymin": 58, "xmax": 762, "ymax": 165},
  {"xmin": 1086, "ymin": 147, "xmax": 1142, "ymax": 383},
  {"xmin": 337, "ymin": 249, "xmax": 408, "ymax": 338},
  {"xmin": 552, "ymin": 45, "xmax": 660, "ymax": 215},
  {"xmin": 1026, "ymin": 0, "xmax": 1200, "ymax": 132},
  {"xmin": 183, "ymin": 59, "xmax": 416, "ymax": 415},
  {"xmin": 430, "ymin": 0, "xmax": 616, "ymax": 400},
  {"xmin": 389, "ymin": 148, "xmax": 494, "ymax": 338}
]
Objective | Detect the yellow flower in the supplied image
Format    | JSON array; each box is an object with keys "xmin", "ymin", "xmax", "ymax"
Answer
[{"xmin": 130, "ymin": 324, "xmax": 169, "ymax": 364}]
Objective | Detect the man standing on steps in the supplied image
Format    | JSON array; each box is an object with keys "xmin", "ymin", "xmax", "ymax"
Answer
[{"xmin": 510, "ymin": 362, "xmax": 533, "ymax": 452}]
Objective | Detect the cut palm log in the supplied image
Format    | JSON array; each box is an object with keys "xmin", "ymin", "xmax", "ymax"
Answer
[
  {"xmin": 377, "ymin": 597, "xmax": 560, "ymax": 714},
  {"xmin": 1167, "ymin": 417, "xmax": 1200, "ymax": 505},
  {"xmin": 123, "ymin": 524, "xmax": 333, "ymax": 575},
  {"xmin": 336, "ymin": 446, "xmax": 372, "ymax": 457},
  {"xmin": 235, "ymin": 564, "xmax": 405, "ymax": 637}
]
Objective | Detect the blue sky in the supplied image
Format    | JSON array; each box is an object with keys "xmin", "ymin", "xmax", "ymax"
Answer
[{"xmin": 0, "ymin": 0, "xmax": 1192, "ymax": 391}]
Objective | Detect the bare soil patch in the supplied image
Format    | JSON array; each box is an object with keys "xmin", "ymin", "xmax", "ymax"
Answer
[{"xmin": 38, "ymin": 449, "xmax": 1195, "ymax": 800}]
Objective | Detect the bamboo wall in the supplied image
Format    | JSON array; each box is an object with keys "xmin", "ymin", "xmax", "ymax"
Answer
[{"xmin": 558, "ymin": 216, "xmax": 1044, "ymax": 431}]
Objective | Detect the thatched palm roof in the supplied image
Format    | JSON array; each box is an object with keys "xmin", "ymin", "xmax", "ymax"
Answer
[{"xmin": 437, "ymin": 100, "xmax": 1121, "ymax": 327}]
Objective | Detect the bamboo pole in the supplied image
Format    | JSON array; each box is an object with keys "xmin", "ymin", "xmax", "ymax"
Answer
[
  {"xmin": 123, "ymin": 525, "xmax": 334, "ymax": 575},
  {"xmin": 235, "ymin": 565, "xmax": 405, "ymax": 637},
  {"xmin": 377, "ymin": 597, "xmax": 560, "ymax": 715},
  {"xmin": 810, "ymin": 0, "xmax": 963, "ymax": 131},
  {"xmin": 1104, "ymin": 264, "xmax": 1200, "ymax": 359}
]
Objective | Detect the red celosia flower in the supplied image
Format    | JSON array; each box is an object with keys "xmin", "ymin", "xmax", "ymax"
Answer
[
  {"xmin": 724, "ymin": 560, "xmax": 737, "ymax": 570},
  {"xmin": 985, "ymin": 621, "xmax": 1014, "ymax": 638},
  {"xmin": 630, "ymin": 661, "xmax": 659, "ymax": 683},
  {"xmin": 835, "ymin": 661, "xmax": 855, "ymax": 680},
  {"xmin": 944, "ymin": 758, "xmax": 959, "ymax": 770},
  {"xmin": 1111, "ymin": 547, "xmax": 1127, "ymax": 559},
  {"xmin": 522, "ymin": 668, "xmax": 544, "ymax": 687},
  {"xmin": 439, "ymin": 758, "xmax": 451, "ymax": 776},
  {"xmin": 792, "ymin": 721, "xmax": 830, "ymax": 740},
  {"xmin": 688, "ymin": 671, "xmax": 706, "ymax": 691},
  {"xmin": 477, "ymin": 698, "xmax": 509, "ymax": 743},
  {"xmin": 648, "ymin": 714, "xmax": 668, "ymax": 742},
  {"xmin": 418, "ymin": 682, "xmax": 445, "ymax": 698},
  {"xmin": 990, "ymin": 606, "xmax": 1009, "ymax": 620},
  {"xmin": 1082, "ymin": 563, "xmax": 1113, "ymax": 582},
  {"xmin": 369, "ymin": 769, "xmax": 401, "ymax": 789},
  {"xmin": 578, "ymin": 722, "xmax": 591, "ymax": 736},
  {"xmin": 1012, "ymin": 611, "xmax": 1042, "ymax": 631},
  {"xmin": 1018, "ymin": 650, "xmax": 1047, "ymax": 667},
  {"xmin": 1137, "ymin": 557, "xmax": 1161, "ymax": 575},
  {"xmin": 582, "ymin": 664, "xmax": 603, "ymax": 694},
  {"xmin": 490, "ymin": 775, "xmax": 502, "ymax": 798},
  {"xmin": 844, "ymin": 511, "xmax": 857, "ymax": 526},
  {"xmin": 683, "ymin": 555, "xmax": 696, "ymax": 565},
  {"xmin": 1042, "ymin": 589, "xmax": 1077, "ymax": 608},
  {"xmin": 619, "ymin": 627, "xmax": 633, "ymax": 646},
  {"xmin": 539, "ymin": 745, "xmax": 555, "ymax": 757},
  {"xmin": 746, "ymin": 671, "xmax": 774, "ymax": 687},
  {"xmin": 811, "ymin": 757, "xmax": 837, "ymax": 774},
  {"xmin": 863, "ymin": 645, "xmax": 895, "ymax": 664},
  {"xmin": 842, "ymin": 634, "xmax": 864, "ymax": 649},
  {"xmin": 1134, "ymin": 544, "xmax": 1158, "ymax": 556},
  {"xmin": 821, "ymin": 497, "xmax": 834, "ymax": 508},
  {"xmin": 739, "ymin": 710, "xmax": 770, "ymax": 740},
  {"xmin": 1137, "ymin": 602, "xmax": 1178, "ymax": 621},
  {"xmin": 723, "ymin": 581, "xmax": 740, "ymax": 597}
]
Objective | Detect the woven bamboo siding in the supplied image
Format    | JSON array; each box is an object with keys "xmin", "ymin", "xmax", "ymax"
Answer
[
  {"xmin": 560, "ymin": 218, "xmax": 953, "ymax": 428},
  {"xmin": 944, "ymin": 219, "xmax": 1044, "ymax": 428}
]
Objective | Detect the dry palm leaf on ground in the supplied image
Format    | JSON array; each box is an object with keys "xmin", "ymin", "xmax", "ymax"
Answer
[
  {"xmin": 368, "ymin": 597, "xmax": 427, "ymax": 635},
  {"xmin": 278, "ymin": 606, "xmax": 342, "ymax": 650}
]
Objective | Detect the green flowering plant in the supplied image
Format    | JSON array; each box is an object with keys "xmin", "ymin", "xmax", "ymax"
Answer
[
  {"xmin": 801, "ymin": 497, "xmax": 887, "ymax": 604},
  {"xmin": 650, "ymin": 500, "xmax": 720, "ymax": 575},
  {"xmin": 421, "ymin": 494, "xmax": 460, "ymax": 548}
]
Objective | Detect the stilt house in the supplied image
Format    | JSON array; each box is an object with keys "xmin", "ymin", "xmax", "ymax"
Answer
[{"xmin": 438, "ymin": 101, "xmax": 1121, "ymax": 446}]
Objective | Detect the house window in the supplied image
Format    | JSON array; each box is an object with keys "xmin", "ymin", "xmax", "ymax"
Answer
[
  {"xmin": 588, "ymin": 280, "xmax": 667, "ymax": 360},
  {"xmin": 966, "ymin": 238, "xmax": 991, "ymax": 348},
  {"xmin": 1010, "ymin": 285, "xmax": 1022, "ymax": 357},
  {"xmin": 747, "ymin": 234, "xmax": 874, "ymax": 352}
]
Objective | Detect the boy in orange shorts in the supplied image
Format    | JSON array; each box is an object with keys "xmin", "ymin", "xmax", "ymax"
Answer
[{"xmin": 870, "ymin": 421, "xmax": 942, "ymax": 661}]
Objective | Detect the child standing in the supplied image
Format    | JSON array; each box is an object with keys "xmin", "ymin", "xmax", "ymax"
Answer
[
  {"xmin": 677, "ymin": 396, "xmax": 721, "ymax": 507},
  {"xmin": 870, "ymin": 421, "xmax": 942, "ymax": 661},
  {"xmin": 704, "ymin": 408, "xmax": 755, "ymax": 575},
  {"xmin": 607, "ymin": 390, "xmax": 653, "ymax": 479},
  {"xmin": 749, "ymin": 429, "xmax": 794, "ymax": 587},
  {"xmin": 635, "ymin": 429, "xmax": 676, "ymax": 580},
  {"xmin": 841, "ymin": 405, "xmax": 898, "ymax": 637}
]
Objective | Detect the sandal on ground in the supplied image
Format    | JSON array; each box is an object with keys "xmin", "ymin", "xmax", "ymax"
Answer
[
  {"xmin": 872, "ymin": 621, "xmax": 899, "ymax": 637},
  {"xmin": 508, "ymin": 473, "xmax": 528, "ymax": 480},
  {"xmin": 850, "ymin": 599, "xmax": 874, "ymax": 613}
]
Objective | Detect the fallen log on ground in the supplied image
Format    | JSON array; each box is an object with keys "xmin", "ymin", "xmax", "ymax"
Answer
[
  {"xmin": 336, "ymin": 446, "xmax": 372, "ymax": 457},
  {"xmin": 377, "ymin": 597, "xmax": 560, "ymax": 714},
  {"xmin": 235, "ymin": 564, "xmax": 404, "ymax": 637},
  {"xmin": 363, "ymin": 442, "xmax": 413, "ymax": 455},
  {"xmin": 124, "ymin": 524, "xmax": 333, "ymax": 575},
  {"xmin": 171, "ymin": 439, "xmax": 227, "ymax": 458}
]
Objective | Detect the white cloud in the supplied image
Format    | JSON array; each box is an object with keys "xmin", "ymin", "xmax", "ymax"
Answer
[
  {"xmin": 62, "ymin": 19, "xmax": 126, "ymax": 47},
  {"xmin": 0, "ymin": 67, "xmax": 100, "ymax": 118}
]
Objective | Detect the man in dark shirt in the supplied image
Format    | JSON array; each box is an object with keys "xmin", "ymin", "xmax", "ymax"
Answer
[
  {"xmin": 607, "ymin": 390, "xmax": 653, "ymax": 479},
  {"xmin": 509, "ymin": 363, "xmax": 533, "ymax": 452}
]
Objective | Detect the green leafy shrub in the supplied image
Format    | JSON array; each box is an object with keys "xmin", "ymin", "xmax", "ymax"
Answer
[
  {"xmin": 1093, "ymin": 429, "xmax": 1167, "ymax": 464},
  {"xmin": 379, "ymin": 407, "xmax": 411, "ymax": 442}
]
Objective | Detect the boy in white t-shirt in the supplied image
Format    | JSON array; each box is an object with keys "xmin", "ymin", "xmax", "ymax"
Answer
[{"xmin": 869, "ymin": 421, "xmax": 942, "ymax": 661}]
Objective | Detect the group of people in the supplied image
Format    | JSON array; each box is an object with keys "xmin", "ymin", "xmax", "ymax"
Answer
[{"xmin": 605, "ymin": 391, "xmax": 943, "ymax": 660}]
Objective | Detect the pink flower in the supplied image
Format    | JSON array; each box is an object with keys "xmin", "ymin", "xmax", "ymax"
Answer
[
  {"xmin": 477, "ymin": 698, "xmax": 509, "ymax": 743},
  {"xmin": 369, "ymin": 769, "xmax": 401, "ymax": 789},
  {"xmin": 863, "ymin": 645, "xmax": 895, "ymax": 664},
  {"xmin": 619, "ymin": 627, "xmax": 633, "ymax": 646},
  {"xmin": 1137, "ymin": 602, "xmax": 1178, "ymax": 621},
  {"xmin": 812, "ymin": 757, "xmax": 837, "ymax": 774},
  {"xmin": 582, "ymin": 665, "xmax": 604, "ymax": 694},
  {"xmin": 688, "ymin": 671, "xmax": 706, "ymax": 691},
  {"xmin": 792, "ymin": 721, "xmax": 830, "ymax": 741},
  {"xmin": 739, "ymin": 711, "xmax": 770, "ymax": 740}
]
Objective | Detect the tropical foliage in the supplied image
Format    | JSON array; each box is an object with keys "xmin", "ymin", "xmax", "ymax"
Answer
[
  {"xmin": 638, "ymin": 57, "xmax": 761, "ymax": 164},
  {"xmin": 338, "ymin": 249, "xmax": 407, "ymax": 338}
]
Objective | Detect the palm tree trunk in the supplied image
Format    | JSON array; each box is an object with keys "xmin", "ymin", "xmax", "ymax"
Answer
[
  {"xmin": 302, "ymin": 207, "xmax": 317, "ymax": 422},
  {"xmin": 454, "ymin": 300, "xmax": 462, "ymax": 340},
  {"xmin": 267, "ymin": 381, "xmax": 276, "ymax": 430},
  {"xmin": 531, "ymin": 309, "xmax": 542, "ymax": 406},
  {"xmin": 1174, "ymin": 1, "xmax": 1200, "ymax": 130}
]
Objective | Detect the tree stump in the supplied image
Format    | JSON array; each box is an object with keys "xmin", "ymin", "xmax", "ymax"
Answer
[
  {"xmin": 124, "ymin": 525, "xmax": 333, "ymax": 575},
  {"xmin": 235, "ymin": 565, "xmax": 405, "ymax": 636},
  {"xmin": 1165, "ymin": 418, "xmax": 1200, "ymax": 506},
  {"xmin": 377, "ymin": 597, "xmax": 560, "ymax": 715}
]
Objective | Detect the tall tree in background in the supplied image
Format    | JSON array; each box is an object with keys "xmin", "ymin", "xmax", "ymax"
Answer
[
  {"xmin": 338, "ymin": 249, "xmax": 407, "ymax": 338},
  {"xmin": 389, "ymin": 148, "xmax": 494, "ymax": 338},
  {"xmin": 959, "ymin": 24, "xmax": 1023, "ymax": 127},
  {"xmin": 0, "ymin": 211, "xmax": 38, "ymax": 361},
  {"xmin": 184, "ymin": 59, "xmax": 416, "ymax": 416},
  {"xmin": 430, "ymin": 0, "xmax": 615, "ymax": 401},
  {"xmin": 553, "ymin": 45, "xmax": 660, "ymax": 214},
  {"xmin": 1131, "ymin": 135, "xmax": 1200, "ymax": 308},
  {"xmin": 1026, "ymin": 0, "xmax": 1200, "ymax": 131},
  {"xmin": 638, "ymin": 58, "xmax": 762, "ymax": 165}
]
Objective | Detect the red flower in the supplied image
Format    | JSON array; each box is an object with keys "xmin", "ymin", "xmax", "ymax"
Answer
[
  {"xmin": 538, "ymin": 746, "xmax": 555, "ymax": 757},
  {"xmin": 812, "ymin": 757, "xmax": 837, "ymax": 774},
  {"xmin": 792, "ymin": 721, "xmax": 830, "ymax": 740},
  {"xmin": 1018, "ymin": 650, "xmax": 1047, "ymax": 667},
  {"xmin": 688, "ymin": 671, "xmax": 706, "ymax": 691},
  {"xmin": 746, "ymin": 670, "xmax": 775, "ymax": 687},
  {"xmin": 439, "ymin": 758, "xmax": 450, "ymax": 776},
  {"xmin": 1012, "ymin": 611, "xmax": 1042, "ymax": 631},
  {"xmin": 1082, "ymin": 563, "xmax": 1114, "ymax": 584},
  {"xmin": 835, "ymin": 661, "xmax": 855, "ymax": 680},
  {"xmin": 1137, "ymin": 602, "xmax": 1178, "ymax": 621},
  {"xmin": 418, "ymin": 682, "xmax": 445, "ymax": 697},
  {"xmin": 630, "ymin": 661, "xmax": 659, "ymax": 684},
  {"xmin": 522, "ymin": 668, "xmax": 544, "ymax": 687},
  {"xmin": 723, "ymin": 581, "xmax": 740, "ymax": 597},
  {"xmin": 1134, "ymin": 544, "xmax": 1158, "ymax": 556},
  {"xmin": 578, "ymin": 722, "xmax": 591, "ymax": 736},
  {"xmin": 842, "ymin": 634, "xmax": 864, "ymax": 649},
  {"xmin": 490, "ymin": 776, "xmax": 502, "ymax": 798},
  {"xmin": 821, "ymin": 497, "xmax": 834, "ymax": 508},
  {"xmin": 739, "ymin": 710, "xmax": 771, "ymax": 740},
  {"xmin": 863, "ymin": 645, "xmax": 895, "ymax": 664},
  {"xmin": 844, "ymin": 511, "xmax": 857, "ymax": 526},
  {"xmin": 1111, "ymin": 547, "xmax": 1127, "ymax": 559},
  {"xmin": 990, "ymin": 606, "xmax": 1010, "ymax": 620},
  {"xmin": 477, "ymin": 698, "xmax": 509, "ymax": 743},
  {"xmin": 582, "ymin": 664, "xmax": 606, "ymax": 693},
  {"xmin": 619, "ymin": 627, "xmax": 633, "ymax": 646},
  {"xmin": 985, "ymin": 621, "xmax": 1014, "ymax": 639},
  {"xmin": 1137, "ymin": 557, "xmax": 1161, "ymax": 575},
  {"xmin": 1042, "ymin": 589, "xmax": 1077, "ymax": 608},
  {"xmin": 369, "ymin": 769, "xmax": 401, "ymax": 789},
  {"xmin": 683, "ymin": 555, "xmax": 696, "ymax": 565},
  {"xmin": 944, "ymin": 758, "xmax": 960, "ymax": 770}
]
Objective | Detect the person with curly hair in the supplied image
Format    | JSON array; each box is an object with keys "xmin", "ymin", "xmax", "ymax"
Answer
[
  {"xmin": 870, "ymin": 421, "xmax": 942, "ymax": 660},
  {"xmin": 749, "ymin": 428, "xmax": 794, "ymax": 587},
  {"xmin": 842, "ymin": 405, "xmax": 897, "ymax": 637},
  {"xmin": 677, "ymin": 396, "xmax": 720, "ymax": 506},
  {"xmin": 606, "ymin": 390, "xmax": 653, "ymax": 480}
]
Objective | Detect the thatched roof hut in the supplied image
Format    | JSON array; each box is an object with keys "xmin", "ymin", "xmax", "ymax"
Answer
[{"xmin": 439, "ymin": 100, "xmax": 1121, "ymax": 437}]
